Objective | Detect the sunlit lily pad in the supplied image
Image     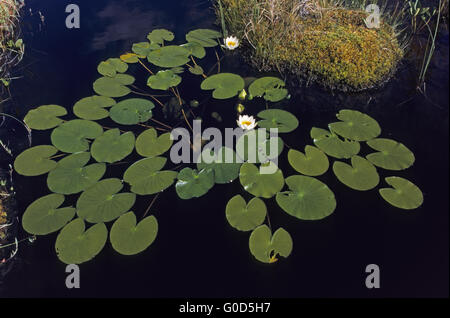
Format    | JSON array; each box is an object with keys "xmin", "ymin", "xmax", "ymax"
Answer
[
  {"xmin": 236, "ymin": 129, "xmax": 284, "ymax": 164},
  {"xmin": 276, "ymin": 175, "xmax": 336, "ymax": 220},
  {"xmin": 110, "ymin": 212, "xmax": 158, "ymax": 255},
  {"xmin": 333, "ymin": 156, "xmax": 379, "ymax": 191},
  {"xmin": 197, "ymin": 147, "xmax": 242, "ymax": 184},
  {"xmin": 55, "ymin": 218, "xmax": 107, "ymax": 264},
  {"xmin": 147, "ymin": 70, "xmax": 182, "ymax": 90},
  {"xmin": 287, "ymin": 146, "xmax": 329, "ymax": 176},
  {"xmin": 181, "ymin": 42, "xmax": 206, "ymax": 58},
  {"xmin": 175, "ymin": 167, "xmax": 215, "ymax": 200},
  {"xmin": 47, "ymin": 152, "xmax": 106, "ymax": 194},
  {"xmin": 91, "ymin": 129, "xmax": 135, "ymax": 163},
  {"xmin": 379, "ymin": 177, "xmax": 423, "ymax": 210},
  {"xmin": 135, "ymin": 128, "xmax": 173, "ymax": 158},
  {"xmin": 257, "ymin": 109, "xmax": 299, "ymax": 133},
  {"xmin": 239, "ymin": 162, "xmax": 284, "ymax": 199},
  {"xmin": 249, "ymin": 225, "xmax": 293, "ymax": 263},
  {"xmin": 147, "ymin": 45, "xmax": 191, "ymax": 68},
  {"xmin": 366, "ymin": 138, "xmax": 415, "ymax": 171},
  {"xmin": 23, "ymin": 105, "xmax": 67, "ymax": 130},
  {"xmin": 51, "ymin": 119, "xmax": 103, "ymax": 153},
  {"xmin": 248, "ymin": 77, "xmax": 288, "ymax": 102},
  {"xmin": 225, "ymin": 195, "xmax": 266, "ymax": 231},
  {"xmin": 200, "ymin": 73, "xmax": 244, "ymax": 99},
  {"xmin": 22, "ymin": 194, "xmax": 75, "ymax": 235},
  {"xmin": 185, "ymin": 29, "xmax": 222, "ymax": 47},
  {"xmin": 73, "ymin": 95, "xmax": 116, "ymax": 120},
  {"xmin": 311, "ymin": 127, "xmax": 360, "ymax": 159},
  {"xmin": 147, "ymin": 29, "xmax": 174, "ymax": 44},
  {"xmin": 14, "ymin": 145, "xmax": 58, "ymax": 176},
  {"xmin": 93, "ymin": 76, "xmax": 133, "ymax": 98},
  {"xmin": 109, "ymin": 98, "xmax": 155, "ymax": 125},
  {"xmin": 76, "ymin": 178, "xmax": 136, "ymax": 223},
  {"xmin": 329, "ymin": 109, "xmax": 381, "ymax": 141},
  {"xmin": 123, "ymin": 157, "xmax": 177, "ymax": 195},
  {"xmin": 120, "ymin": 53, "xmax": 140, "ymax": 63},
  {"xmin": 97, "ymin": 58, "xmax": 128, "ymax": 77}
]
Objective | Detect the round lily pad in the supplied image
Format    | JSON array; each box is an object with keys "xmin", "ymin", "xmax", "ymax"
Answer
[
  {"xmin": 14, "ymin": 145, "xmax": 58, "ymax": 176},
  {"xmin": 97, "ymin": 58, "xmax": 128, "ymax": 77},
  {"xmin": 239, "ymin": 162, "xmax": 284, "ymax": 199},
  {"xmin": 51, "ymin": 119, "xmax": 103, "ymax": 153},
  {"xmin": 276, "ymin": 175, "xmax": 336, "ymax": 220},
  {"xmin": 225, "ymin": 195, "xmax": 266, "ymax": 231},
  {"xmin": 147, "ymin": 29, "xmax": 174, "ymax": 44},
  {"xmin": 93, "ymin": 76, "xmax": 133, "ymax": 98},
  {"xmin": 311, "ymin": 127, "xmax": 360, "ymax": 159},
  {"xmin": 47, "ymin": 152, "xmax": 106, "ymax": 194},
  {"xmin": 333, "ymin": 156, "xmax": 380, "ymax": 191},
  {"xmin": 249, "ymin": 225, "xmax": 293, "ymax": 263},
  {"xmin": 185, "ymin": 29, "xmax": 222, "ymax": 47},
  {"xmin": 236, "ymin": 129, "xmax": 284, "ymax": 164},
  {"xmin": 120, "ymin": 53, "xmax": 140, "ymax": 63},
  {"xmin": 23, "ymin": 105, "xmax": 67, "ymax": 130},
  {"xmin": 288, "ymin": 146, "xmax": 329, "ymax": 176},
  {"xmin": 123, "ymin": 157, "xmax": 177, "ymax": 195},
  {"xmin": 175, "ymin": 167, "xmax": 215, "ymax": 200},
  {"xmin": 55, "ymin": 218, "xmax": 107, "ymax": 264},
  {"xmin": 76, "ymin": 178, "xmax": 136, "ymax": 223},
  {"xmin": 379, "ymin": 177, "xmax": 423, "ymax": 210},
  {"xmin": 248, "ymin": 77, "xmax": 288, "ymax": 102},
  {"xmin": 73, "ymin": 95, "xmax": 116, "ymax": 120},
  {"xmin": 257, "ymin": 109, "xmax": 299, "ymax": 133},
  {"xmin": 200, "ymin": 73, "xmax": 245, "ymax": 99},
  {"xmin": 197, "ymin": 147, "xmax": 242, "ymax": 184},
  {"xmin": 91, "ymin": 129, "xmax": 135, "ymax": 163},
  {"xmin": 180, "ymin": 42, "xmax": 206, "ymax": 58},
  {"xmin": 188, "ymin": 65, "xmax": 204, "ymax": 76},
  {"xmin": 147, "ymin": 45, "xmax": 191, "ymax": 68},
  {"xmin": 22, "ymin": 194, "xmax": 75, "ymax": 235},
  {"xmin": 147, "ymin": 70, "xmax": 182, "ymax": 91},
  {"xmin": 110, "ymin": 212, "xmax": 158, "ymax": 255},
  {"xmin": 329, "ymin": 109, "xmax": 381, "ymax": 141},
  {"xmin": 366, "ymin": 138, "xmax": 415, "ymax": 171},
  {"xmin": 132, "ymin": 42, "xmax": 158, "ymax": 57},
  {"xmin": 135, "ymin": 128, "xmax": 173, "ymax": 158},
  {"xmin": 109, "ymin": 98, "xmax": 155, "ymax": 125}
]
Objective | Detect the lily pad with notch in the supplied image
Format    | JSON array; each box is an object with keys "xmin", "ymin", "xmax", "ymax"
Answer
[
  {"xmin": 366, "ymin": 138, "xmax": 415, "ymax": 171},
  {"xmin": 109, "ymin": 98, "xmax": 155, "ymax": 125},
  {"xmin": 14, "ymin": 145, "xmax": 59, "ymax": 176},
  {"xmin": 180, "ymin": 42, "xmax": 206, "ymax": 59},
  {"xmin": 197, "ymin": 147, "xmax": 242, "ymax": 184},
  {"xmin": 135, "ymin": 128, "xmax": 173, "ymax": 158},
  {"xmin": 91, "ymin": 129, "xmax": 135, "ymax": 163},
  {"xmin": 73, "ymin": 95, "xmax": 116, "ymax": 120},
  {"xmin": 239, "ymin": 162, "xmax": 284, "ymax": 199},
  {"xmin": 51, "ymin": 119, "xmax": 103, "ymax": 153},
  {"xmin": 248, "ymin": 77, "xmax": 288, "ymax": 102},
  {"xmin": 287, "ymin": 146, "xmax": 329, "ymax": 176},
  {"xmin": 147, "ymin": 70, "xmax": 182, "ymax": 91},
  {"xmin": 97, "ymin": 58, "xmax": 128, "ymax": 77},
  {"xmin": 23, "ymin": 105, "xmax": 67, "ymax": 130},
  {"xmin": 147, "ymin": 45, "xmax": 191, "ymax": 68},
  {"xmin": 147, "ymin": 29, "xmax": 174, "ymax": 44},
  {"xmin": 333, "ymin": 155, "xmax": 379, "ymax": 191},
  {"xmin": 379, "ymin": 177, "xmax": 423, "ymax": 210},
  {"xmin": 175, "ymin": 167, "xmax": 215, "ymax": 200},
  {"xmin": 329, "ymin": 109, "xmax": 381, "ymax": 142},
  {"xmin": 311, "ymin": 127, "xmax": 360, "ymax": 159},
  {"xmin": 200, "ymin": 73, "xmax": 245, "ymax": 99},
  {"xmin": 249, "ymin": 225, "xmax": 293, "ymax": 263},
  {"xmin": 257, "ymin": 109, "xmax": 299, "ymax": 133},
  {"xmin": 93, "ymin": 75, "xmax": 134, "ymax": 98},
  {"xmin": 225, "ymin": 195, "xmax": 266, "ymax": 232},
  {"xmin": 236, "ymin": 129, "xmax": 284, "ymax": 164},
  {"xmin": 185, "ymin": 29, "xmax": 222, "ymax": 47}
]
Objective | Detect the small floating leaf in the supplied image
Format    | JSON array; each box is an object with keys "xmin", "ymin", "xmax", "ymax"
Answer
[
  {"xmin": 249, "ymin": 225, "xmax": 293, "ymax": 263},
  {"xmin": 147, "ymin": 29, "xmax": 174, "ymax": 44},
  {"xmin": 97, "ymin": 58, "xmax": 128, "ymax": 77},
  {"xmin": 51, "ymin": 119, "xmax": 103, "ymax": 153},
  {"xmin": 366, "ymin": 138, "xmax": 415, "ymax": 171},
  {"xmin": 91, "ymin": 129, "xmax": 135, "ymax": 163},
  {"xmin": 147, "ymin": 70, "xmax": 182, "ymax": 90},
  {"xmin": 147, "ymin": 45, "xmax": 191, "ymax": 68},
  {"xmin": 132, "ymin": 42, "xmax": 159, "ymax": 57},
  {"xmin": 248, "ymin": 77, "xmax": 288, "ymax": 102},
  {"xmin": 120, "ymin": 53, "xmax": 139, "ymax": 63},
  {"xmin": 14, "ymin": 145, "xmax": 58, "ymax": 176},
  {"xmin": 188, "ymin": 65, "xmax": 204, "ymax": 76},
  {"xmin": 110, "ymin": 212, "xmax": 158, "ymax": 256},
  {"xmin": 287, "ymin": 146, "xmax": 329, "ymax": 176},
  {"xmin": 23, "ymin": 105, "xmax": 67, "ymax": 130},
  {"xmin": 73, "ymin": 95, "xmax": 116, "ymax": 120},
  {"xmin": 200, "ymin": 73, "xmax": 244, "ymax": 99},
  {"xmin": 333, "ymin": 156, "xmax": 379, "ymax": 191},
  {"xmin": 93, "ymin": 76, "xmax": 133, "ymax": 98},
  {"xmin": 186, "ymin": 29, "xmax": 222, "ymax": 47},
  {"xmin": 311, "ymin": 127, "xmax": 360, "ymax": 159},
  {"xmin": 239, "ymin": 162, "xmax": 284, "ymax": 199},
  {"xmin": 109, "ymin": 98, "xmax": 155, "ymax": 125},
  {"xmin": 257, "ymin": 109, "xmax": 299, "ymax": 133},
  {"xmin": 135, "ymin": 128, "xmax": 173, "ymax": 158},
  {"xmin": 181, "ymin": 42, "xmax": 206, "ymax": 59},
  {"xmin": 329, "ymin": 109, "xmax": 381, "ymax": 141},
  {"xmin": 175, "ymin": 167, "xmax": 215, "ymax": 200},
  {"xmin": 197, "ymin": 147, "xmax": 242, "ymax": 184},
  {"xmin": 225, "ymin": 195, "xmax": 266, "ymax": 231},
  {"xmin": 379, "ymin": 177, "xmax": 424, "ymax": 210}
]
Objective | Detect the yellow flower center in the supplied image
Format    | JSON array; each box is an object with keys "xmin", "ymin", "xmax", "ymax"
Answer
[
  {"xmin": 227, "ymin": 41, "xmax": 236, "ymax": 47},
  {"xmin": 241, "ymin": 120, "xmax": 252, "ymax": 126}
]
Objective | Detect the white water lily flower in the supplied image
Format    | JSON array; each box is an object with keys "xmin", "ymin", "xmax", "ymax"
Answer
[
  {"xmin": 237, "ymin": 115, "xmax": 257, "ymax": 130},
  {"xmin": 224, "ymin": 36, "xmax": 239, "ymax": 50}
]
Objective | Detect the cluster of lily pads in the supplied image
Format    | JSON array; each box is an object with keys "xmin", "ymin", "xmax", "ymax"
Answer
[{"xmin": 12, "ymin": 28, "xmax": 423, "ymax": 266}]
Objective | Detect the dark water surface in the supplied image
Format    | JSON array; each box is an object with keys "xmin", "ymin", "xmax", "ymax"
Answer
[{"xmin": 1, "ymin": 0, "xmax": 448, "ymax": 297}]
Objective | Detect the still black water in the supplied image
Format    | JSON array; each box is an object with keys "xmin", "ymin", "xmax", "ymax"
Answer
[{"xmin": 0, "ymin": 0, "xmax": 448, "ymax": 297}]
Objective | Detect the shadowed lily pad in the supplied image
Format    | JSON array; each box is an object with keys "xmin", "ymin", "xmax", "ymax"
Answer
[
  {"xmin": 257, "ymin": 109, "xmax": 298, "ymax": 133},
  {"xmin": 147, "ymin": 70, "xmax": 182, "ymax": 90},
  {"xmin": 22, "ymin": 194, "xmax": 75, "ymax": 235},
  {"xmin": 333, "ymin": 156, "xmax": 379, "ymax": 191},
  {"xmin": 51, "ymin": 119, "xmax": 103, "ymax": 153},
  {"xmin": 91, "ymin": 129, "xmax": 135, "ymax": 163},
  {"xmin": 181, "ymin": 42, "xmax": 206, "ymax": 58},
  {"xmin": 93, "ymin": 76, "xmax": 133, "ymax": 98},
  {"xmin": 147, "ymin": 29, "xmax": 174, "ymax": 44},
  {"xmin": 14, "ymin": 145, "xmax": 58, "ymax": 176},
  {"xmin": 239, "ymin": 162, "xmax": 284, "ymax": 199},
  {"xmin": 288, "ymin": 146, "xmax": 329, "ymax": 176},
  {"xmin": 73, "ymin": 96, "xmax": 116, "ymax": 120},
  {"xmin": 110, "ymin": 212, "xmax": 158, "ymax": 255},
  {"xmin": 329, "ymin": 109, "xmax": 381, "ymax": 141},
  {"xmin": 109, "ymin": 98, "xmax": 155, "ymax": 125},
  {"xmin": 97, "ymin": 58, "xmax": 128, "ymax": 77},
  {"xmin": 225, "ymin": 195, "xmax": 266, "ymax": 231},
  {"xmin": 136, "ymin": 128, "xmax": 173, "ymax": 158},
  {"xmin": 276, "ymin": 175, "xmax": 336, "ymax": 220},
  {"xmin": 249, "ymin": 225, "xmax": 293, "ymax": 263},
  {"xmin": 311, "ymin": 127, "xmax": 360, "ymax": 159},
  {"xmin": 23, "ymin": 105, "xmax": 67, "ymax": 130},
  {"xmin": 379, "ymin": 177, "xmax": 423, "ymax": 210},
  {"xmin": 186, "ymin": 29, "xmax": 222, "ymax": 47},
  {"xmin": 236, "ymin": 129, "xmax": 284, "ymax": 164},
  {"xmin": 366, "ymin": 138, "xmax": 415, "ymax": 171},
  {"xmin": 147, "ymin": 45, "xmax": 191, "ymax": 68},
  {"xmin": 200, "ymin": 73, "xmax": 244, "ymax": 99},
  {"xmin": 132, "ymin": 42, "xmax": 160, "ymax": 56},
  {"xmin": 175, "ymin": 167, "xmax": 215, "ymax": 199},
  {"xmin": 248, "ymin": 77, "xmax": 288, "ymax": 102},
  {"xmin": 188, "ymin": 65, "xmax": 204, "ymax": 76},
  {"xmin": 197, "ymin": 147, "xmax": 242, "ymax": 184}
]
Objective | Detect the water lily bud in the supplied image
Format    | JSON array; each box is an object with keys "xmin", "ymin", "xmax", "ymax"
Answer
[
  {"xmin": 190, "ymin": 100, "xmax": 200, "ymax": 108},
  {"xmin": 247, "ymin": 94, "xmax": 253, "ymax": 101},
  {"xmin": 238, "ymin": 89, "xmax": 247, "ymax": 101},
  {"xmin": 236, "ymin": 103, "xmax": 245, "ymax": 113}
]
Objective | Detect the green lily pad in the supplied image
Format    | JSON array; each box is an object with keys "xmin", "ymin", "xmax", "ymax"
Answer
[
  {"xmin": 379, "ymin": 177, "xmax": 424, "ymax": 210},
  {"xmin": 239, "ymin": 162, "xmax": 284, "ymax": 199},
  {"xmin": 276, "ymin": 175, "xmax": 336, "ymax": 220},
  {"xmin": 147, "ymin": 70, "xmax": 182, "ymax": 90},
  {"xmin": 47, "ymin": 152, "xmax": 106, "ymax": 194},
  {"xmin": 311, "ymin": 127, "xmax": 360, "ymax": 159},
  {"xmin": 200, "ymin": 73, "xmax": 245, "ymax": 99},
  {"xmin": 110, "ymin": 212, "xmax": 158, "ymax": 256},
  {"xmin": 120, "ymin": 53, "xmax": 140, "ymax": 63},
  {"xmin": 147, "ymin": 45, "xmax": 191, "ymax": 68},
  {"xmin": 333, "ymin": 156, "xmax": 380, "ymax": 191},
  {"xmin": 197, "ymin": 147, "xmax": 242, "ymax": 184},
  {"xmin": 147, "ymin": 29, "xmax": 174, "ymax": 44},
  {"xmin": 257, "ymin": 109, "xmax": 299, "ymax": 133},
  {"xmin": 188, "ymin": 65, "xmax": 204, "ymax": 76},
  {"xmin": 329, "ymin": 109, "xmax": 381, "ymax": 141},
  {"xmin": 180, "ymin": 42, "xmax": 206, "ymax": 58},
  {"xmin": 123, "ymin": 157, "xmax": 177, "ymax": 195},
  {"xmin": 109, "ymin": 98, "xmax": 155, "ymax": 125},
  {"xmin": 248, "ymin": 77, "xmax": 288, "ymax": 102},
  {"xmin": 135, "ymin": 128, "xmax": 173, "ymax": 158},
  {"xmin": 51, "ymin": 119, "xmax": 103, "ymax": 153},
  {"xmin": 23, "ymin": 105, "xmax": 67, "ymax": 130},
  {"xmin": 91, "ymin": 129, "xmax": 135, "ymax": 163},
  {"xmin": 93, "ymin": 76, "xmax": 134, "ymax": 98},
  {"xmin": 73, "ymin": 95, "xmax": 116, "ymax": 120},
  {"xmin": 249, "ymin": 225, "xmax": 293, "ymax": 263},
  {"xmin": 236, "ymin": 129, "xmax": 284, "ymax": 164},
  {"xmin": 175, "ymin": 167, "xmax": 215, "ymax": 200},
  {"xmin": 170, "ymin": 66, "xmax": 185, "ymax": 74},
  {"xmin": 55, "ymin": 218, "xmax": 107, "ymax": 264},
  {"xmin": 132, "ymin": 42, "xmax": 159, "ymax": 57},
  {"xmin": 76, "ymin": 178, "xmax": 136, "ymax": 223},
  {"xmin": 97, "ymin": 58, "xmax": 128, "ymax": 77},
  {"xmin": 287, "ymin": 146, "xmax": 329, "ymax": 176},
  {"xmin": 14, "ymin": 145, "xmax": 58, "ymax": 176},
  {"xmin": 225, "ymin": 195, "xmax": 266, "ymax": 231},
  {"xmin": 185, "ymin": 29, "xmax": 222, "ymax": 47},
  {"xmin": 22, "ymin": 194, "xmax": 75, "ymax": 235},
  {"xmin": 366, "ymin": 138, "xmax": 415, "ymax": 171}
]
